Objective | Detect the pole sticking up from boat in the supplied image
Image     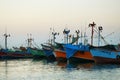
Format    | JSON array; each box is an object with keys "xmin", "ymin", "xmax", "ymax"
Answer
[
  {"xmin": 68, "ymin": 35, "xmax": 72, "ymax": 43},
  {"xmin": 75, "ymin": 30, "xmax": 80, "ymax": 45},
  {"xmin": 83, "ymin": 32, "xmax": 88, "ymax": 45},
  {"xmin": 4, "ymin": 27, "xmax": 10, "ymax": 50},
  {"xmin": 98, "ymin": 26, "xmax": 103, "ymax": 46},
  {"xmin": 89, "ymin": 22, "xmax": 96, "ymax": 46},
  {"xmin": 63, "ymin": 28, "xmax": 70, "ymax": 44},
  {"xmin": 27, "ymin": 34, "xmax": 33, "ymax": 48},
  {"xmin": 52, "ymin": 30, "xmax": 59, "ymax": 46}
]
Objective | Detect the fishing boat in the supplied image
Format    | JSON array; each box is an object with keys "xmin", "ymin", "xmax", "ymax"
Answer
[
  {"xmin": 41, "ymin": 43, "xmax": 55, "ymax": 59},
  {"xmin": 26, "ymin": 47, "xmax": 45, "ymax": 59},
  {"xmin": 0, "ymin": 48, "xmax": 33, "ymax": 59},
  {"xmin": 64, "ymin": 43, "xmax": 94, "ymax": 63},
  {"xmin": 54, "ymin": 43, "xmax": 67, "ymax": 62},
  {"xmin": 90, "ymin": 45, "xmax": 120, "ymax": 64},
  {"xmin": 8, "ymin": 47, "xmax": 45, "ymax": 59},
  {"xmin": 7, "ymin": 51, "xmax": 33, "ymax": 59},
  {"xmin": 53, "ymin": 28, "xmax": 71, "ymax": 62},
  {"xmin": 54, "ymin": 28, "xmax": 87, "ymax": 62},
  {"xmin": 0, "ymin": 33, "xmax": 47, "ymax": 59},
  {"xmin": 41, "ymin": 42, "xmax": 66, "ymax": 61},
  {"xmin": 41, "ymin": 28, "xmax": 59, "ymax": 60},
  {"xmin": 89, "ymin": 24, "xmax": 120, "ymax": 64},
  {"xmin": 21, "ymin": 34, "xmax": 45, "ymax": 59},
  {"xmin": 0, "ymin": 32, "xmax": 9, "ymax": 59},
  {"xmin": 63, "ymin": 22, "xmax": 97, "ymax": 63},
  {"xmin": 0, "ymin": 32, "xmax": 33, "ymax": 59},
  {"xmin": 0, "ymin": 49, "xmax": 7, "ymax": 59}
]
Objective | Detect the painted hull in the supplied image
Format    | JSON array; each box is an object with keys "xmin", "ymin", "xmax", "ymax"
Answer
[
  {"xmin": 41, "ymin": 44, "xmax": 54, "ymax": 57},
  {"xmin": 90, "ymin": 48, "xmax": 120, "ymax": 64},
  {"xmin": 0, "ymin": 49, "xmax": 33, "ymax": 59},
  {"xmin": 69, "ymin": 51, "xmax": 94, "ymax": 63},
  {"xmin": 64, "ymin": 44, "xmax": 94, "ymax": 63},
  {"xmin": 42, "ymin": 48, "xmax": 53, "ymax": 57},
  {"xmin": 6, "ymin": 53, "xmax": 33, "ymax": 59},
  {"xmin": 0, "ymin": 52, "xmax": 7, "ymax": 59},
  {"xmin": 73, "ymin": 51, "xmax": 93, "ymax": 60},
  {"xmin": 28, "ymin": 48, "xmax": 46, "ymax": 58},
  {"xmin": 0, "ymin": 53, "xmax": 33, "ymax": 59},
  {"xmin": 42, "ymin": 48, "xmax": 56, "ymax": 60},
  {"xmin": 54, "ymin": 49, "xmax": 67, "ymax": 62}
]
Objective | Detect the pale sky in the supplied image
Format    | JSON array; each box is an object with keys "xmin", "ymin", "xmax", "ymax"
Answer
[{"xmin": 0, "ymin": 0, "xmax": 120, "ymax": 48}]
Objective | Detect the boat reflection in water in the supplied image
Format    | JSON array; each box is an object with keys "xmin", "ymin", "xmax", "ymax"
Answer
[
  {"xmin": 1, "ymin": 59, "xmax": 120, "ymax": 80},
  {"xmin": 56, "ymin": 60, "xmax": 120, "ymax": 71},
  {"xmin": 56, "ymin": 61, "xmax": 94, "ymax": 70}
]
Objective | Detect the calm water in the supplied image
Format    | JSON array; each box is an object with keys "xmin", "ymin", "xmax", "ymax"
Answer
[{"xmin": 0, "ymin": 59, "xmax": 120, "ymax": 80}]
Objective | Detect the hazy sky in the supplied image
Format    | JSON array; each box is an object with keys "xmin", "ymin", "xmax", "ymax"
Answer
[{"xmin": 0, "ymin": 0, "xmax": 120, "ymax": 48}]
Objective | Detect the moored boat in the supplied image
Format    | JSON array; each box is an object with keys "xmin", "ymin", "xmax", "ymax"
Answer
[
  {"xmin": 27, "ymin": 47, "xmax": 46, "ymax": 59},
  {"xmin": 63, "ymin": 22, "xmax": 97, "ymax": 63},
  {"xmin": 0, "ymin": 49, "xmax": 7, "ymax": 59},
  {"xmin": 41, "ymin": 28, "xmax": 60, "ymax": 61},
  {"xmin": 41, "ymin": 44, "xmax": 56, "ymax": 60},
  {"xmin": 90, "ymin": 45, "xmax": 120, "ymax": 64},
  {"xmin": 54, "ymin": 49, "xmax": 66, "ymax": 62},
  {"xmin": 53, "ymin": 28, "xmax": 71, "ymax": 62},
  {"xmin": 0, "ymin": 48, "xmax": 33, "ymax": 59},
  {"xmin": 64, "ymin": 43, "xmax": 94, "ymax": 63}
]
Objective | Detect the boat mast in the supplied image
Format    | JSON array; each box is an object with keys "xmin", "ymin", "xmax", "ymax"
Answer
[
  {"xmin": 75, "ymin": 30, "xmax": 80, "ymax": 45},
  {"xmin": 52, "ymin": 31, "xmax": 59, "ymax": 45},
  {"xmin": 27, "ymin": 34, "xmax": 33, "ymax": 48},
  {"xmin": 68, "ymin": 35, "xmax": 72, "ymax": 43},
  {"xmin": 63, "ymin": 28, "xmax": 70, "ymax": 44},
  {"xmin": 98, "ymin": 26, "xmax": 103, "ymax": 46},
  {"xmin": 89, "ymin": 22, "xmax": 96, "ymax": 45},
  {"xmin": 4, "ymin": 29, "xmax": 10, "ymax": 50}
]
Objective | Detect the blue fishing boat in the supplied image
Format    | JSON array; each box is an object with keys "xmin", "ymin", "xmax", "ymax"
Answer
[
  {"xmin": 64, "ymin": 22, "xmax": 108, "ymax": 63},
  {"xmin": 63, "ymin": 22, "xmax": 97, "ymax": 63},
  {"xmin": 41, "ymin": 42, "xmax": 65, "ymax": 61},
  {"xmin": 41, "ymin": 44, "xmax": 54, "ymax": 57},
  {"xmin": 64, "ymin": 43, "xmax": 94, "ymax": 63},
  {"xmin": 53, "ymin": 28, "xmax": 73, "ymax": 62},
  {"xmin": 90, "ymin": 45, "xmax": 120, "ymax": 64},
  {"xmin": 41, "ymin": 28, "xmax": 60, "ymax": 60}
]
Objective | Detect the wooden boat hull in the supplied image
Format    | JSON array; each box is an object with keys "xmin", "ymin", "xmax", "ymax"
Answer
[
  {"xmin": 0, "ymin": 49, "xmax": 33, "ymax": 59},
  {"xmin": 0, "ymin": 52, "xmax": 7, "ymax": 59},
  {"xmin": 73, "ymin": 51, "xmax": 93, "ymax": 60},
  {"xmin": 28, "ymin": 48, "xmax": 46, "ymax": 59},
  {"xmin": 41, "ymin": 44, "xmax": 53, "ymax": 56},
  {"xmin": 90, "ymin": 48, "xmax": 120, "ymax": 64},
  {"xmin": 54, "ymin": 49, "xmax": 67, "ymax": 62},
  {"xmin": 93, "ymin": 56, "xmax": 120, "ymax": 64},
  {"xmin": 1, "ymin": 53, "xmax": 33, "ymax": 59},
  {"xmin": 5, "ymin": 53, "xmax": 33, "ymax": 59},
  {"xmin": 69, "ymin": 51, "xmax": 94, "ymax": 63},
  {"xmin": 41, "ymin": 44, "xmax": 56, "ymax": 60},
  {"xmin": 43, "ymin": 48, "xmax": 56, "ymax": 60},
  {"xmin": 64, "ymin": 44, "xmax": 94, "ymax": 63}
]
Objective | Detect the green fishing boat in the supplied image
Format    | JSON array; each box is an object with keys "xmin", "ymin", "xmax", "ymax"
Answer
[{"xmin": 27, "ymin": 48, "xmax": 46, "ymax": 59}]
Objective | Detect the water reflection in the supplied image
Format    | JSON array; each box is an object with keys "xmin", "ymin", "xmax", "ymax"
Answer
[
  {"xmin": 0, "ymin": 59, "xmax": 120, "ymax": 80},
  {"xmin": 0, "ymin": 60, "xmax": 7, "ymax": 80},
  {"xmin": 56, "ymin": 61, "xmax": 120, "ymax": 70}
]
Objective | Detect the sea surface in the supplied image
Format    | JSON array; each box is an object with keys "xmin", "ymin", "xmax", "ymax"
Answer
[{"xmin": 0, "ymin": 59, "xmax": 120, "ymax": 80}]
